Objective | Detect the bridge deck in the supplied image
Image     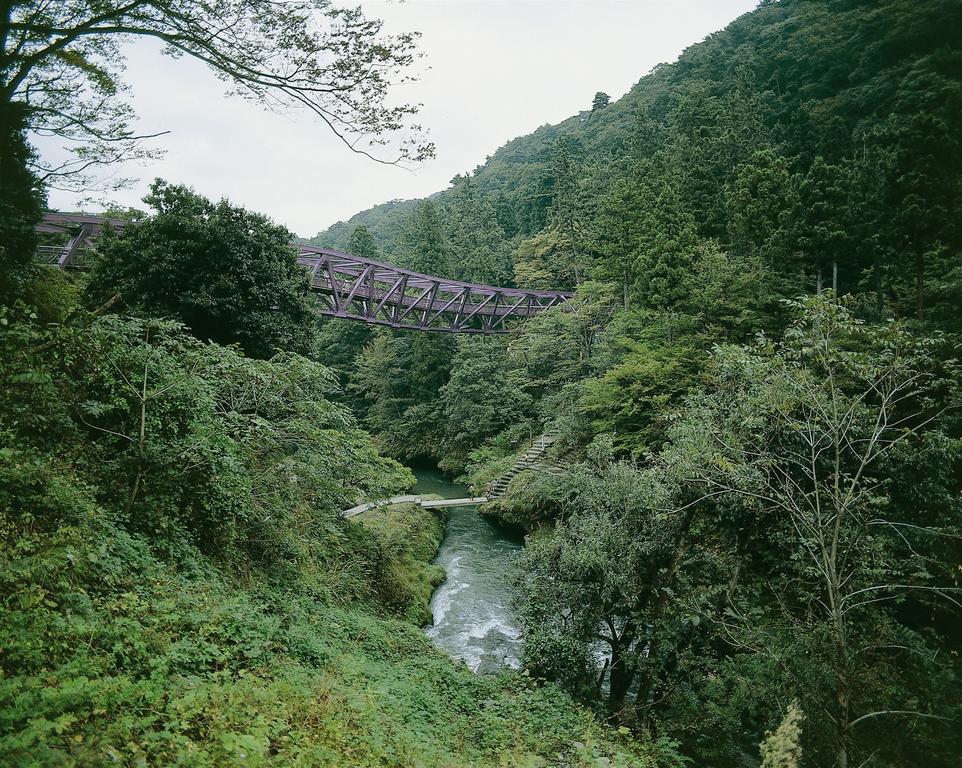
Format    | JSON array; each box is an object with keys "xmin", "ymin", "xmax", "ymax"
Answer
[
  {"xmin": 342, "ymin": 495, "xmax": 488, "ymax": 518},
  {"xmin": 35, "ymin": 211, "xmax": 571, "ymax": 334}
]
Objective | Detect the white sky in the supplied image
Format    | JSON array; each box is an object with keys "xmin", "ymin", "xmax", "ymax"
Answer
[{"xmin": 46, "ymin": 0, "xmax": 757, "ymax": 238}]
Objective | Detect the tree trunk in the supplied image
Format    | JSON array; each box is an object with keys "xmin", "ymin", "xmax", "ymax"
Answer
[
  {"xmin": 635, "ymin": 511, "xmax": 695, "ymax": 730},
  {"xmin": 915, "ymin": 250, "xmax": 924, "ymax": 318},
  {"xmin": 635, "ymin": 573, "xmax": 675, "ymax": 730},
  {"xmin": 124, "ymin": 393, "xmax": 147, "ymax": 517},
  {"xmin": 836, "ymin": 679, "xmax": 850, "ymax": 768},
  {"xmin": 833, "ymin": 599, "xmax": 852, "ymax": 768},
  {"xmin": 570, "ymin": 236, "xmax": 582, "ymax": 286},
  {"xmin": 0, "ymin": 97, "xmax": 43, "ymax": 299},
  {"xmin": 607, "ymin": 618, "xmax": 637, "ymax": 717},
  {"xmin": 872, "ymin": 260, "xmax": 883, "ymax": 320},
  {"xmin": 125, "ymin": 348, "xmax": 150, "ymax": 516},
  {"xmin": 828, "ymin": 555, "xmax": 851, "ymax": 768},
  {"xmin": 0, "ymin": 5, "xmax": 15, "ymax": 90},
  {"xmin": 635, "ymin": 628, "xmax": 656, "ymax": 731}
]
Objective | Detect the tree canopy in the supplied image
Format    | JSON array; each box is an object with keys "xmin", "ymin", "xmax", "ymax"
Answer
[
  {"xmin": 3, "ymin": 0, "xmax": 962, "ymax": 765},
  {"xmin": 306, "ymin": 3, "xmax": 962, "ymax": 765},
  {"xmin": 86, "ymin": 180, "xmax": 318, "ymax": 358}
]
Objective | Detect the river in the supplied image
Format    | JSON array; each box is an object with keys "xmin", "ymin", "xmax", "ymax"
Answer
[{"xmin": 412, "ymin": 467, "xmax": 524, "ymax": 674}]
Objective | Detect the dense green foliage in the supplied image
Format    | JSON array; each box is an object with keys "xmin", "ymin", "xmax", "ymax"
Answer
[
  {"xmin": 514, "ymin": 300, "xmax": 961, "ymax": 766},
  {"xmin": 0, "ymin": 300, "xmax": 412, "ymax": 588},
  {"xmin": 307, "ymin": 2, "xmax": 962, "ymax": 766},
  {"xmin": 4, "ymin": 0, "xmax": 961, "ymax": 766},
  {"xmin": 348, "ymin": 225, "xmax": 382, "ymax": 260},
  {"xmin": 354, "ymin": 501, "xmax": 446, "ymax": 625},
  {"xmin": 307, "ymin": 198, "xmax": 422, "ymax": 253},
  {"xmin": 0, "ymin": 103, "xmax": 44, "ymax": 301},
  {"xmin": 319, "ymin": 0, "xmax": 962, "ymax": 460},
  {"xmin": 314, "ymin": 0, "xmax": 962, "ymax": 325},
  {"xmin": 3, "ymin": 548, "xmax": 645, "ymax": 767},
  {"xmin": 86, "ymin": 181, "xmax": 319, "ymax": 359},
  {"xmin": 0, "ymin": 295, "xmax": 659, "ymax": 766}
]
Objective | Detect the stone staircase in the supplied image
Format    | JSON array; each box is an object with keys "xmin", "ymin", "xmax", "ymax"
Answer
[{"xmin": 485, "ymin": 432, "xmax": 563, "ymax": 500}]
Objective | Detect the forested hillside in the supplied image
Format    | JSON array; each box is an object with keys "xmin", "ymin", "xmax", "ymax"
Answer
[
  {"xmin": 313, "ymin": 0, "xmax": 961, "ymax": 320},
  {"xmin": 0, "ymin": 2, "xmax": 672, "ymax": 766},
  {"xmin": 306, "ymin": 197, "xmax": 422, "ymax": 253},
  {"xmin": 1, "ymin": 196, "xmax": 658, "ymax": 767},
  {"xmin": 313, "ymin": 1, "xmax": 962, "ymax": 766},
  {"xmin": 2, "ymin": 0, "xmax": 960, "ymax": 766}
]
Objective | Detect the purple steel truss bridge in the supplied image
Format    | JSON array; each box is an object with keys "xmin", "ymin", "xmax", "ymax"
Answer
[{"xmin": 37, "ymin": 211, "xmax": 571, "ymax": 334}]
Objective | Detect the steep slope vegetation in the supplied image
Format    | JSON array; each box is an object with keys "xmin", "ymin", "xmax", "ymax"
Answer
[
  {"xmin": 311, "ymin": 0, "xmax": 961, "ymax": 299},
  {"xmin": 309, "ymin": 3, "xmax": 962, "ymax": 765},
  {"xmin": 307, "ymin": 197, "xmax": 422, "ymax": 254},
  {"xmin": 0, "ymin": 276, "xmax": 672, "ymax": 767}
]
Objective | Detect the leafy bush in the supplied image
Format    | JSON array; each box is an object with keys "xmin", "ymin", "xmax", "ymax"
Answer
[
  {"xmin": 0, "ymin": 306, "xmax": 411, "ymax": 586},
  {"xmin": 86, "ymin": 180, "xmax": 319, "ymax": 359},
  {"xmin": 355, "ymin": 501, "xmax": 446, "ymax": 624},
  {"xmin": 0, "ymin": 295, "xmax": 660, "ymax": 766},
  {"xmin": 481, "ymin": 470, "xmax": 569, "ymax": 533}
]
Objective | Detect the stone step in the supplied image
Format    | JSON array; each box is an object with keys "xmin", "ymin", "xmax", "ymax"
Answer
[{"xmin": 485, "ymin": 432, "xmax": 564, "ymax": 497}]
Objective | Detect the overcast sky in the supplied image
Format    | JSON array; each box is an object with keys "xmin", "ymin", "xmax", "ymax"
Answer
[{"xmin": 46, "ymin": 0, "xmax": 757, "ymax": 238}]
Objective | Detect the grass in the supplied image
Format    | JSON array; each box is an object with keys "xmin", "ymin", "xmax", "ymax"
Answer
[
  {"xmin": 356, "ymin": 500, "xmax": 447, "ymax": 625},
  {"xmin": 0, "ymin": 502, "xmax": 680, "ymax": 767}
]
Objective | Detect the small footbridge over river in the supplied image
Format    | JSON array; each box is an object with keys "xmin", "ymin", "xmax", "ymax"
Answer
[
  {"xmin": 343, "ymin": 494, "xmax": 489, "ymax": 518},
  {"xmin": 36, "ymin": 211, "xmax": 572, "ymax": 334},
  {"xmin": 341, "ymin": 433, "xmax": 560, "ymax": 517}
]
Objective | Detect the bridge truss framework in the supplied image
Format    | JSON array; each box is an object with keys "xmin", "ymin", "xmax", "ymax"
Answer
[{"xmin": 37, "ymin": 211, "xmax": 571, "ymax": 335}]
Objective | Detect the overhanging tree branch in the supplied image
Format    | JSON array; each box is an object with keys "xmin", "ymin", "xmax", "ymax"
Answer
[{"xmin": 1, "ymin": 0, "xmax": 433, "ymax": 192}]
